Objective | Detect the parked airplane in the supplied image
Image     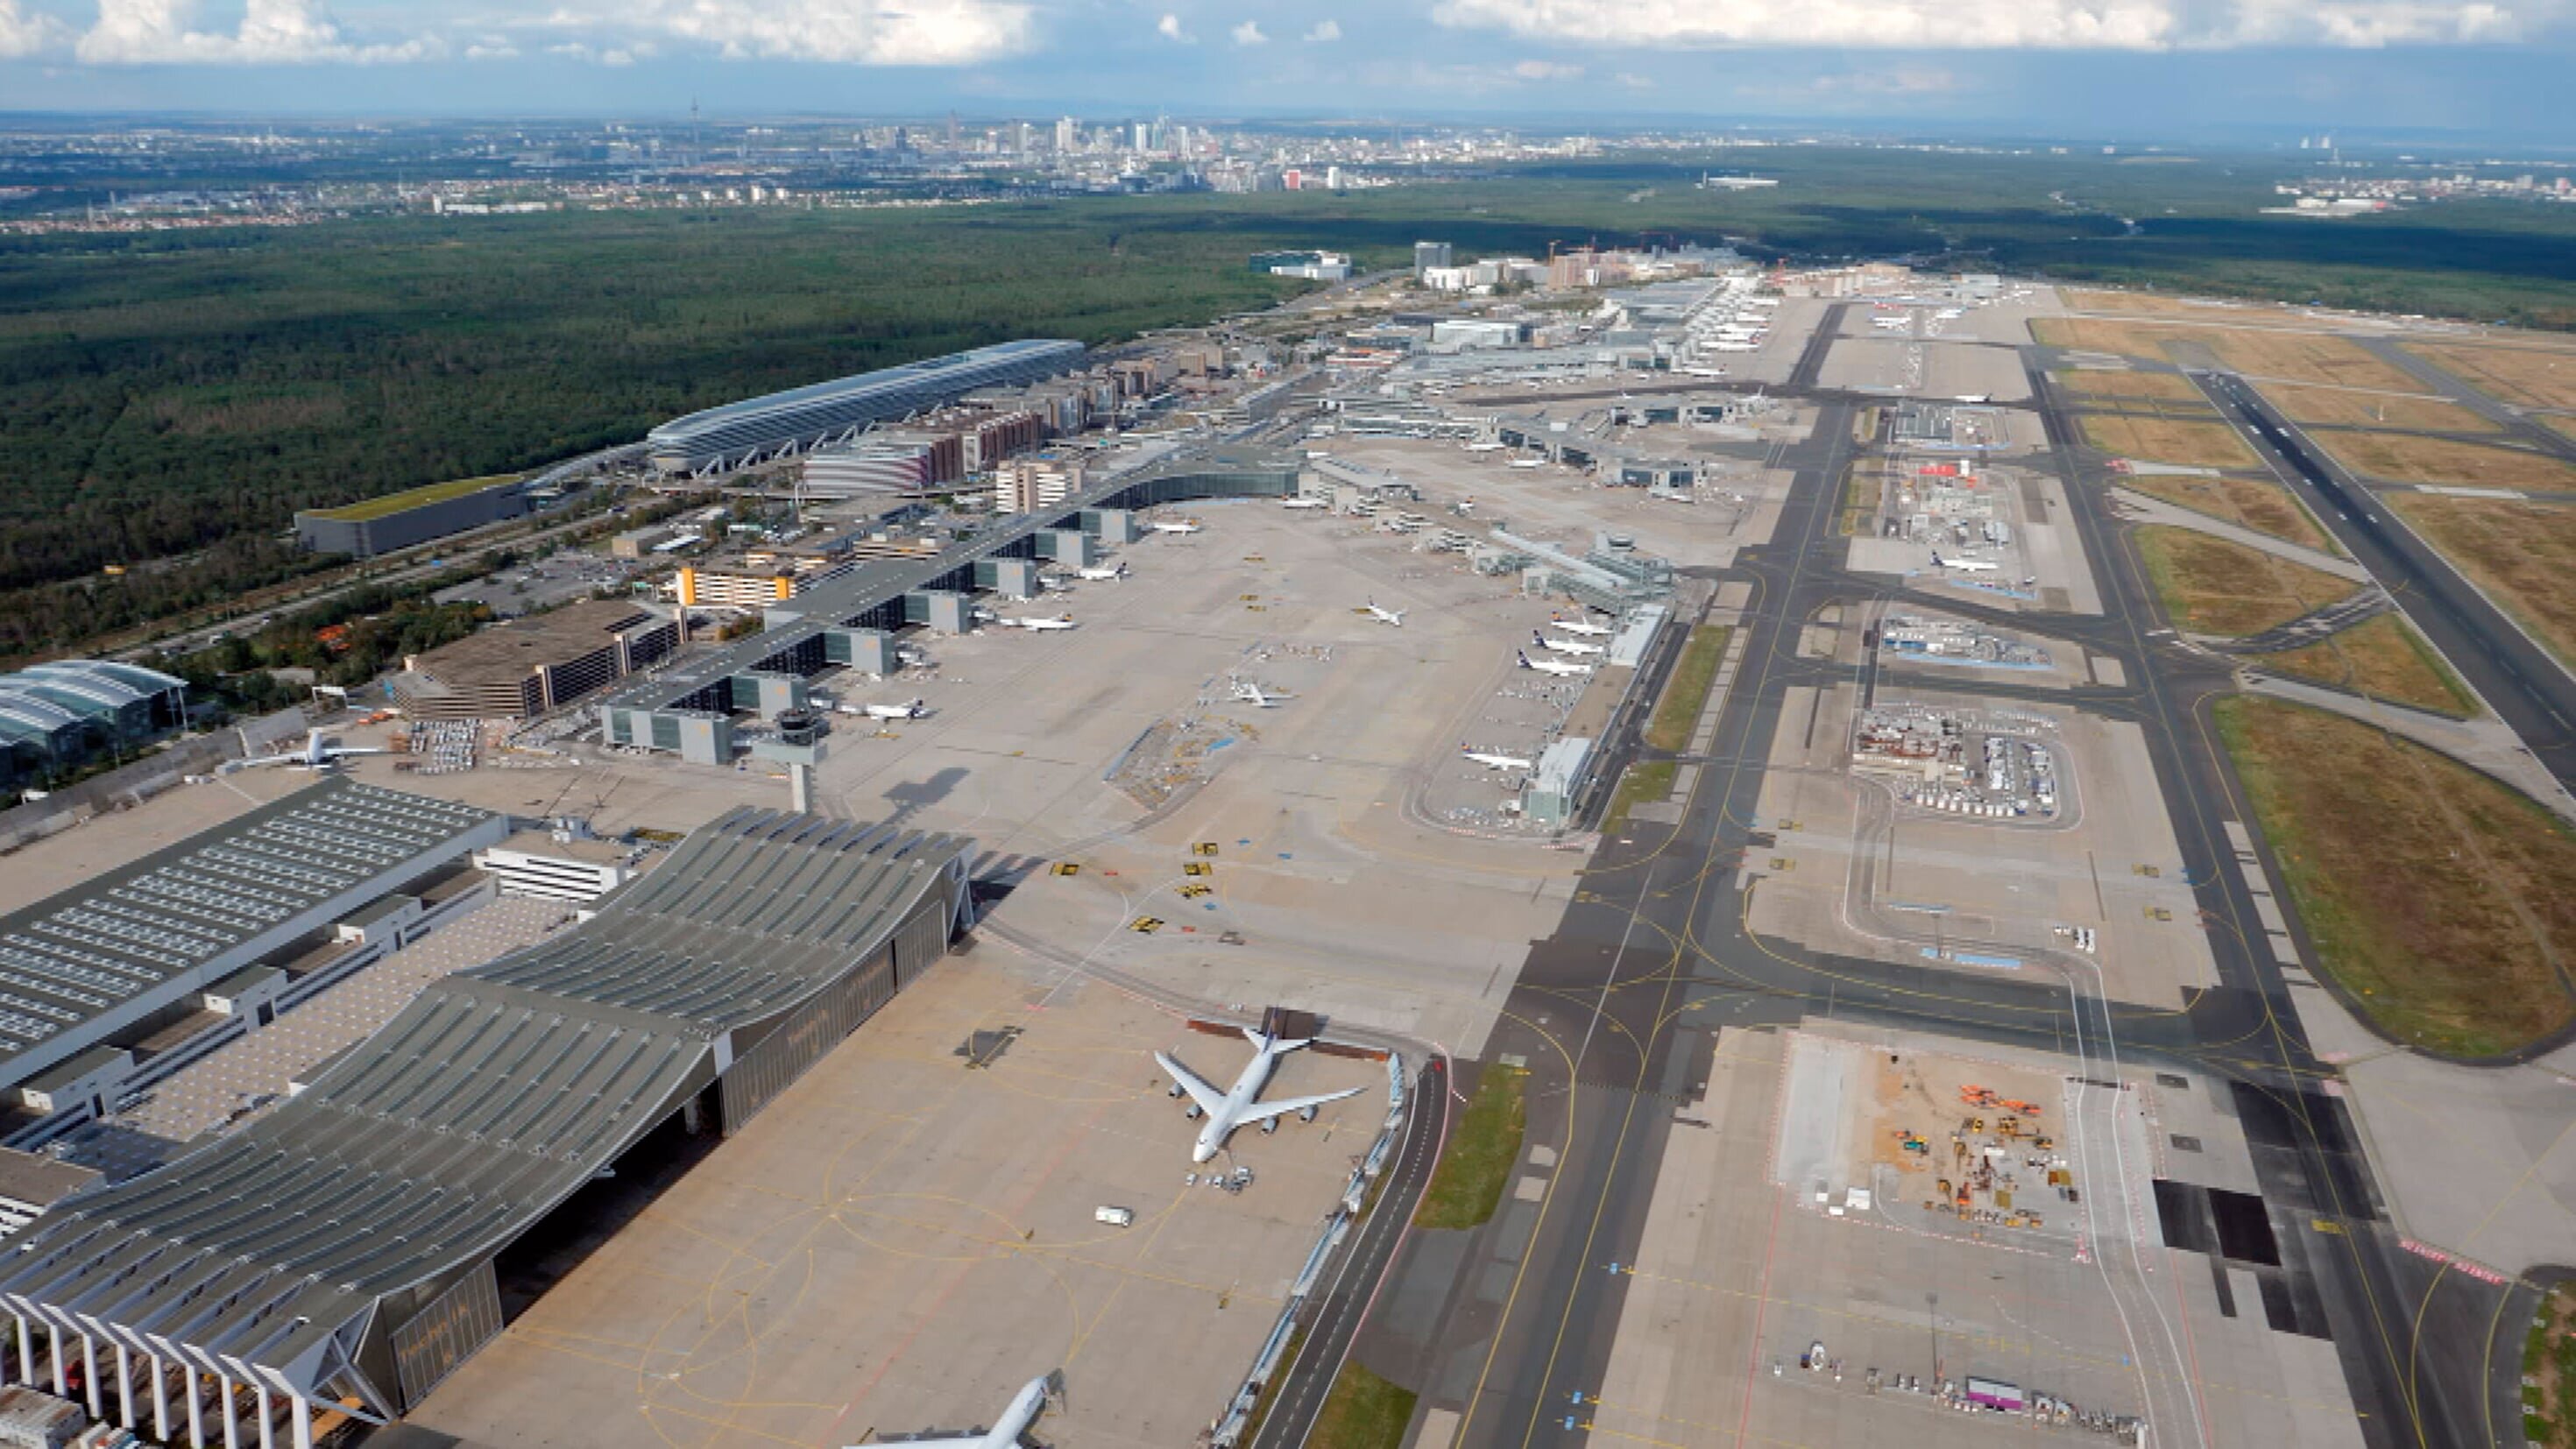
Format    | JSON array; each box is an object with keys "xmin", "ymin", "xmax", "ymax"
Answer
[
  {"xmin": 232, "ymin": 729, "xmax": 388, "ymax": 772},
  {"xmin": 1549, "ymin": 616, "xmax": 1615, "ymax": 637},
  {"xmin": 1155, "ymin": 1029, "xmax": 1369, "ymax": 1163},
  {"xmin": 1534, "ymin": 631, "xmax": 1605, "ymax": 658},
  {"xmin": 1517, "ymin": 650, "xmax": 1595, "ymax": 678},
  {"xmin": 1929, "ymin": 552, "xmax": 2000, "ymax": 574},
  {"xmin": 1954, "ymin": 393, "xmax": 1992, "ymax": 404},
  {"xmin": 1150, "ymin": 520, "xmax": 1203, "ymax": 534},
  {"xmin": 1362, "ymin": 600, "xmax": 1405, "ymax": 627},
  {"xmin": 863, "ymin": 1371, "xmax": 1063, "ymax": 1448},
  {"xmin": 842, "ymin": 698, "xmax": 927, "ymax": 721},
  {"xmin": 1461, "ymin": 746, "xmax": 1534, "ymax": 772},
  {"xmin": 1230, "ymin": 681, "xmax": 1292, "ymax": 708},
  {"xmin": 1001, "ymin": 614, "xmax": 1079, "ymax": 631},
  {"xmin": 1075, "ymin": 562, "xmax": 1129, "ymax": 582},
  {"xmin": 1281, "ymin": 497, "xmax": 1329, "ymax": 510}
]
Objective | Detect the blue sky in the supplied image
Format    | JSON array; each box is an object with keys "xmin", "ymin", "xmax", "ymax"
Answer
[{"xmin": 0, "ymin": 0, "xmax": 2565, "ymax": 140}]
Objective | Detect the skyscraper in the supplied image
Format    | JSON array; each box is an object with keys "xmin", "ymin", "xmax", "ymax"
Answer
[
  {"xmin": 1056, "ymin": 116, "xmax": 1078, "ymax": 152},
  {"xmin": 1415, "ymin": 240, "xmax": 1454, "ymax": 277}
]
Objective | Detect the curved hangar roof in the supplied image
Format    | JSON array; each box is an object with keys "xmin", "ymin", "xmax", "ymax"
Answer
[
  {"xmin": 646, "ymin": 339, "xmax": 1085, "ymax": 468},
  {"xmin": 0, "ymin": 809, "xmax": 971, "ymax": 1419}
]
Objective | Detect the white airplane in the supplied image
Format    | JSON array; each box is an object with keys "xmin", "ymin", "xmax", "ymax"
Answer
[
  {"xmin": 862, "ymin": 1371, "xmax": 1062, "ymax": 1449},
  {"xmin": 1549, "ymin": 616, "xmax": 1615, "ymax": 637},
  {"xmin": 1930, "ymin": 552, "xmax": 2000, "ymax": 574},
  {"xmin": 844, "ymin": 698, "xmax": 927, "ymax": 721},
  {"xmin": 231, "ymin": 728, "xmax": 389, "ymax": 773},
  {"xmin": 1954, "ymin": 393, "xmax": 1992, "ymax": 404},
  {"xmin": 1461, "ymin": 746, "xmax": 1534, "ymax": 772},
  {"xmin": 1075, "ymin": 562, "xmax": 1129, "ymax": 582},
  {"xmin": 1534, "ymin": 630, "xmax": 1605, "ymax": 658},
  {"xmin": 1517, "ymin": 649, "xmax": 1595, "ymax": 678},
  {"xmin": 1230, "ymin": 681, "xmax": 1292, "ymax": 708},
  {"xmin": 1281, "ymin": 497, "xmax": 1329, "ymax": 510},
  {"xmin": 1362, "ymin": 599, "xmax": 1405, "ymax": 627},
  {"xmin": 1150, "ymin": 520, "xmax": 1203, "ymax": 534},
  {"xmin": 1156, "ymin": 1029, "xmax": 1367, "ymax": 1163},
  {"xmin": 1001, "ymin": 614, "xmax": 1079, "ymax": 631}
]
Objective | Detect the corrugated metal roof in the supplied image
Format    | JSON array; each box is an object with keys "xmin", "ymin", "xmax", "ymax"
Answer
[{"xmin": 0, "ymin": 809, "xmax": 966, "ymax": 1409}]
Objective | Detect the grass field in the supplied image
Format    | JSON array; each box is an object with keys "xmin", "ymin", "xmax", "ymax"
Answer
[
  {"xmin": 1645, "ymin": 626, "xmax": 1731, "ymax": 751},
  {"xmin": 2408, "ymin": 342, "xmax": 2576, "ymax": 412},
  {"xmin": 2254, "ymin": 613, "xmax": 2476, "ymax": 717},
  {"xmin": 1837, "ymin": 463, "xmax": 1887, "ymax": 537},
  {"xmin": 2123, "ymin": 473, "xmax": 2333, "ymax": 552},
  {"xmin": 2547, "ymin": 416, "xmax": 2576, "ymax": 444},
  {"xmin": 2060, "ymin": 288, "xmax": 2277, "ymax": 318},
  {"xmin": 2316, "ymin": 432, "xmax": 2576, "ymax": 491},
  {"xmin": 1604, "ymin": 760, "xmax": 1680, "ymax": 831},
  {"xmin": 1310, "ymin": 1361, "xmax": 1419, "ymax": 1449},
  {"xmin": 2214, "ymin": 696, "xmax": 2576, "ymax": 1057},
  {"xmin": 2057, "ymin": 370, "xmax": 2212, "ymax": 404},
  {"xmin": 2081, "ymin": 414, "xmax": 2259, "ymax": 469},
  {"xmin": 2525, "ymin": 1284, "xmax": 2576, "ymax": 1449},
  {"xmin": 1415, "ymin": 1064, "xmax": 1527, "ymax": 1231},
  {"xmin": 2032, "ymin": 317, "xmax": 2424, "ymax": 392},
  {"xmin": 2134, "ymin": 527, "xmax": 2356, "ymax": 635},
  {"xmin": 2383, "ymin": 494, "xmax": 2576, "ymax": 668},
  {"xmin": 2258, "ymin": 383, "xmax": 2499, "ymax": 434}
]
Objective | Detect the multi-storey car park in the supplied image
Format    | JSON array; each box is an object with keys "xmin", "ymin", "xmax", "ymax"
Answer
[
  {"xmin": 0, "ymin": 809, "xmax": 972, "ymax": 1449},
  {"xmin": 644, "ymin": 339, "xmax": 1087, "ymax": 476}
]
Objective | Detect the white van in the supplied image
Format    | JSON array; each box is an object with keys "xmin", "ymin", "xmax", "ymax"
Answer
[{"xmin": 1093, "ymin": 1205, "xmax": 1135, "ymax": 1228}]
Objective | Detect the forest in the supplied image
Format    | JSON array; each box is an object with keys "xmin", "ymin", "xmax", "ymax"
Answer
[{"xmin": 2, "ymin": 147, "xmax": 2569, "ymax": 658}]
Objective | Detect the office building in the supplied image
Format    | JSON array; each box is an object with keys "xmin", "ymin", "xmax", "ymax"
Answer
[
  {"xmin": 1414, "ymin": 240, "xmax": 1453, "ymax": 277},
  {"xmin": 0, "ymin": 661, "xmax": 188, "ymax": 788}
]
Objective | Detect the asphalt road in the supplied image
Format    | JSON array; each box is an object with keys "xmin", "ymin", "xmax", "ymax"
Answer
[
  {"xmin": 1251, "ymin": 1058, "xmax": 1450, "ymax": 1449},
  {"xmin": 1398, "ymin": 373, "xmax": 2517, "ymax": 1449},
  {"xmin": 2195, "ymin": 370, "xmax": 2576, "ymax": 793}
]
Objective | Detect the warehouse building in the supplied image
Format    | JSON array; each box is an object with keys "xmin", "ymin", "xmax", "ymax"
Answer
[
  {"xmin": 648, "ymin": 340, "xmax": 1085, "ymax": 475},
  {"xmin": 390, "ymin": 600, "xmax": 678, "ymax": 721},
  {"xmin": 0, "ymin": 661, "xmax": 188, "ymax": 788},
  {"xmin": 0, "ymin": 810, "xmax": 972, "ymax": 1448},
  {"xmin": 293, "ymin": 477, "xmax": 531, "ymax": 558},
  {"xmin": 0, "ymin": 780, "xmax": 503, "ymax": 1107}
]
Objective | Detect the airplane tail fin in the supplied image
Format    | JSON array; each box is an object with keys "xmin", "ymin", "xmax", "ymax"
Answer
[{"xmin": 1515, "ymin": 651, "xmax": 1533, "ymax": 668}]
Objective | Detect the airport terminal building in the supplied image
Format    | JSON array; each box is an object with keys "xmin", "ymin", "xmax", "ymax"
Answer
[
  {"xmin": 0, "ymin": 809, "xmax": 973, "ymax": 1448},
  {"xmin": 647, "ymin": 340, "xmax": 1086, "ymax": 475}
]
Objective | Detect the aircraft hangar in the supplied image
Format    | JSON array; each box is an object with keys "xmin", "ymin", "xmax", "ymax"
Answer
[{"xmin": 0, "ymin": 809, "xmax": 974, "ymax": 1449}]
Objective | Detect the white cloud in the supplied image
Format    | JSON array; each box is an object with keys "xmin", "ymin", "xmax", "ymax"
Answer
[
  {"xmin": 0, "ymin": 0, "xmax": 65, "ymax": 57},
  {"xmin": 78, "ymin": 0, "xmax": 439, "ymax": 63},
  {"xmin": 1157, "ymin": 11, "xmax": 1192, "ymax": 39},
  {"xmin": 630, "ymin": 0, "xmax": 1032, "ymax": 64},
  {"xmin": 1231, "ymin": 18, "xmax": 1269, "ymax": 42},
  {"xmin": 1429, "ymin": 0, "xmax": 2541, "ymax": 47},
  {"xmin": 1613, "ymin": 69, "xmax": 1652, "ymax": 87},
  {"xmin": 1303, "ymin": 17, "xmax": 1341, "ymax": 39},
  {"xmin": 1511, "ymin": 56, "xmax": 1580, "ymax": 77}
]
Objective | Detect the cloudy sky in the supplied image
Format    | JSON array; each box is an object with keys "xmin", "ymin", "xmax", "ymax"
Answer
[{"xmin": 0, "ymin": 0, "xmax": 2565, "ymax": 137}]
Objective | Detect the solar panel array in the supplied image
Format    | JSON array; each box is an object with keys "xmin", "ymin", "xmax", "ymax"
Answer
[{"xmin": 0, "ymin": 781, "xmax": 497, "ymax": 1068}]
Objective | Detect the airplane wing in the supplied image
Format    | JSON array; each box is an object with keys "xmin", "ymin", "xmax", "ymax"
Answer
[
  {"xmin": 233, "ymin": 754, "xmax": 302, "ymax": 769},
  {"xmin": 860, "ymin": 1435, "xmax": 986, "ymax": 1448},
  {"xmin": 1236, "ymin": 1085, "xmax": 1367, "ymax": 1127},
  {"xmin": 1154, "ymin": 1052, "xmax": 1228, "ymax": 1116}
]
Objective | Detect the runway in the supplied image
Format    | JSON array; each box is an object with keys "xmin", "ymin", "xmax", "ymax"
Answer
[{"xmin": 1370, "ymin": 377, "xmax": 2519, "ymax": 1449}]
